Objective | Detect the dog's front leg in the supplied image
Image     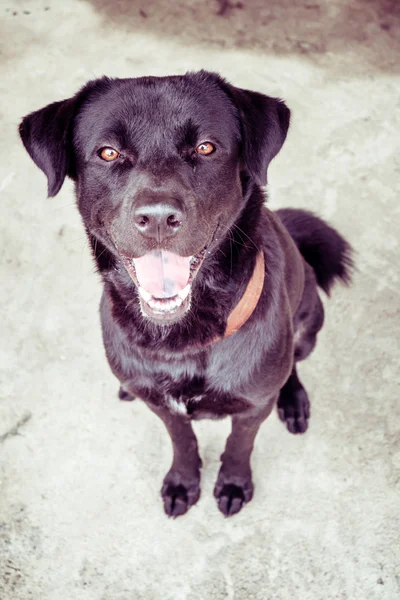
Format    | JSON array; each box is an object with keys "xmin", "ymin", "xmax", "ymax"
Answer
[
  {"xmin": 147, "ymin": 403, "xmax": 202, "ymax": 518},
  {"xmin": 214, "ymin": 397, "xmax": 276, "ymax": 517}
]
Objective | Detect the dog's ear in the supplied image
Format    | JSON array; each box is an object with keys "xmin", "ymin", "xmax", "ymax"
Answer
[
  {"xmin": 19, "ymin": 97, "xmax": 78, "ymax": 197},
  {"xmin": 19, "ymin": 77, "xmax": 113, "ymax": 197},
  {"xmin": 220, "ymin": 81, "xmax": 290, "ymax": 185}
]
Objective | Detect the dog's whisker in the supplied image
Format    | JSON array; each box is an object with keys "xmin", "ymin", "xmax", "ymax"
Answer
[
  {"xmin": 229, "ymin": 230, "xmax": 233, "ymax": 276},
  {"xmin": 216, "ymin": 222, "xmax": 255, "ymax": 252},
  {"xmin": 218, "ymin": 221, "xmax": 259, "ymax": 252},
  {"xmin": 231, "ymin": 223, "xmax": 260, "ymax": 252},
  {"xmin": 215, "ymin": 247, "xmax": 227, "ymax": 258},
  {"xmin": 50, "ymin": 202, "xmax": 77, "ymax": 212},
  {"xmin": 65, "ymin": 235, "xmax": 88, "ymax": 244}
]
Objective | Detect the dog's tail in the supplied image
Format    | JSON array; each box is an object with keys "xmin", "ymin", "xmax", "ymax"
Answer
[{"xmin": 276, "ymin": 208, "xmax": 354, "ymax": 295}]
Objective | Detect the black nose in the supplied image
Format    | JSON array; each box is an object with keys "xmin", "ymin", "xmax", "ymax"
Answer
[{"xmin": 133, "ymin": 198, "xmax": 184, "ymax": 240}]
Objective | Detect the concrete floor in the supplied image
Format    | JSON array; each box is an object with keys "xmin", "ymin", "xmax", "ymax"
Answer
[{"xmin": 1, "ymin": 0, "xmax": 399, "ymax": 598}]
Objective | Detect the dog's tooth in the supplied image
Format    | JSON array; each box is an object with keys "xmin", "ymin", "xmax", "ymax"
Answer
[
  {"xmin": 148, "ymin": 298, "xmax": 158, "ymax": 309},
  {"xmin": 145, "ymin": 294, "xmax": 184, "ymax": 314},
  {"xmin": 177, "ymin": 285, "xmax": 191, "ymax": 300},
  {"xmin": 138, "ymin": 286, "xmax": 152, "ymax": 302},
  {"xmin": 144, "ymin": 286, "xmax": 184, "ymax": 313}
]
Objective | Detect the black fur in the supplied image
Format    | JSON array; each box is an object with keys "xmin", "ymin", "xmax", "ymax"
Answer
[
  {"xmin": 276, "ymin": 208, "xmax": 354, "ymax": 295},
  {"xmin": 19, "ymin": 71, "xmax": 353, "ymax": 517}
]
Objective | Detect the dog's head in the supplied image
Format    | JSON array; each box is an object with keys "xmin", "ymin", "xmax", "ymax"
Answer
[{"xmin": 19, "ymin": 71, "xmax": 290, "ymax": 324}]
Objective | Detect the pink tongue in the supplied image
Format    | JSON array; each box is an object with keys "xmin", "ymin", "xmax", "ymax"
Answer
[{"xmin": 133, "ymin": 250, "xmax": 191, "ymax": 298}]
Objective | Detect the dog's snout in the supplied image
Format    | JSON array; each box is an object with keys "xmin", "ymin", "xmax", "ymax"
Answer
[{"xmin": 133, "ymin": 197, "xmax": 184, "ymax": 240}]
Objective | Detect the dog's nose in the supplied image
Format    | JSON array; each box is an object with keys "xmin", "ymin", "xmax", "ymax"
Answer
[{"xmin": 133, "ymin": 199, "xmax": 184, "ymax": 240}]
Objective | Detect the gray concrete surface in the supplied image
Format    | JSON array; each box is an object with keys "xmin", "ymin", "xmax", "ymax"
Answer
[{"xmin": 1, "ymin": 0, "xmax": 399, "ymax": 598}]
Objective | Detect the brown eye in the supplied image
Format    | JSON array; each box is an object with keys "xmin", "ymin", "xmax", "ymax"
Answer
[
  {"xmin": 99, "ymin": 147, "xmax": 119, "ymax": 161},
  {"xmin": 195, "ymin": 142, "xmax": 215, "ymax": 156}
]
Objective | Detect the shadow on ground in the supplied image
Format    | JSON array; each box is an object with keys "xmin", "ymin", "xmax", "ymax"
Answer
[{"xmin": 83, "ymin": 0, "xmax": 400, "ymax": 75}]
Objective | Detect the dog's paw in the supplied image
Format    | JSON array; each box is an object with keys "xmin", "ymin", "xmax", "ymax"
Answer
[
  {"xmin": 161, "ymin": 471, "xmax": 200, "ymax": 518},
  {"xmin": 214, "ymin": 472, "xmax": 253, "ymax": 517},
  {"xmin": 118, "ymin": 386, "xmax": 135, "ymax": 401},
  {"xmin": 277, "ymin": 385, "xmax": 310, "ymax": 434}
]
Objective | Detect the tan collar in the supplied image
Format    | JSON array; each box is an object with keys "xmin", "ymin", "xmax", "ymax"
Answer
[
  {"xmin": 223, "ymin": 251, "xmax": 265, "ymax": 338},
  {"xmin": 206, "ymin": 250, "xmax": 264, "ymax": 345}
]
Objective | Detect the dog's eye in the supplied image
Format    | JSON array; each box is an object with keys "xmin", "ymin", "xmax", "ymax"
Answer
[
  {"xmin": 195, "ymin": 142, "xmax": 215, "ymax": 156},
  {"xmin": 99, "ymin": 147, "xmax": 120, "ymax": 161}
]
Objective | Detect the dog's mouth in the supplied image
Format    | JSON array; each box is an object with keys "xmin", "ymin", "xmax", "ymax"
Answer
[{"xmin": 121, "ymin": 248, "xmax": 207, "ymax": 322}]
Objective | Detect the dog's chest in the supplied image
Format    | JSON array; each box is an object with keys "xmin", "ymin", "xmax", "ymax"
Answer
[
  {"xmin": 134, "ymin": 347, "xmax": 255, "ymax": 419},
  {"xmin": 165, "ymin": 387, "xmax": 252, "ymax": 420}
]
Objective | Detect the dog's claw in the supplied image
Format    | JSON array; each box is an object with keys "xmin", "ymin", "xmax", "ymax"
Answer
[
  {"xmin": 277, "ymin": 382, "xmax": 310, "ymax": 434},
  {"xmin": 118, "ymin": 387, "xmax": 135, "ymax": 401},
  {"xmin": 214, "ymin": 476, "xmax": 253, "ymax": 517},
  {"xmin": 285, "ymin": 415, "xmax": 308, "ymax": 434},
  {"xmin": 161, "ymin": 474, "xmax": 200, "ymax": 518},
  {"xmin": 216, "ymin": 484, "xmax": 245, "ymax": 516}
]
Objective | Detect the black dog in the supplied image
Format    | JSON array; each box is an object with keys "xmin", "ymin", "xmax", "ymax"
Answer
[{"xmin": 19, "ymin": 71, "xmax": 352, "ymax": 517}]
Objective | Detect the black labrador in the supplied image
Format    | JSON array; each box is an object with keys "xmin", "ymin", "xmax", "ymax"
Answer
[{"xmin": 19, "ymin": 71, "xmax": 352, "ymax": 517}]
